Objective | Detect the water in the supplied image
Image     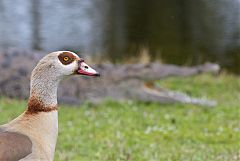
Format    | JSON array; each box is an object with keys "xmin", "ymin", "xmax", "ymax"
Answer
[
  {"xmin": 105, "ymin": 0, "xmax": 240, "ymax": 73},
  {"xmin": 0, "ymin": 0, "xmax": 239, "ymax": 73}
]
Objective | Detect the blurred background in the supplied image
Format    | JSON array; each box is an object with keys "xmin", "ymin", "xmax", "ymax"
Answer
[
  {"xmin": 0, "ymin": 0, "xmax": 239, "ymax": 72},
  {"xmin": 0, "ymin": 1, "xmax": 240, "ymax": 160}
]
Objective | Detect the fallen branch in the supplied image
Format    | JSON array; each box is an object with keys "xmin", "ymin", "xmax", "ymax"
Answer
[{"xmin": 0, "ymin": 49, "xmax": 220, "ymax": 106}]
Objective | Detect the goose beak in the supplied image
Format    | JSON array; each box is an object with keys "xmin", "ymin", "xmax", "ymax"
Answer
[{"xmin": 76, "ymin": 60, "xmax": 100, "ymax": 76}]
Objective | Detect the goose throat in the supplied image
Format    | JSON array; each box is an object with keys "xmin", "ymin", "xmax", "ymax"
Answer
[{"xmin": 28, "ymin": 72, "xmax": 61, "ymax": 113}]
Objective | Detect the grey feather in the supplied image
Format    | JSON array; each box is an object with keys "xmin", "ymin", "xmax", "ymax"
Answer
[{"xmin": 0, "ymin": 131, "xmax": 32, "ymax": 161}]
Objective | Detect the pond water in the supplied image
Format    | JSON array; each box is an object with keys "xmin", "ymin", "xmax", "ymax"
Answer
[
  {"xmin": 103, "ymin": 0, "xmax": 240, "ymax": 73},
  {"xmin": 0, "ymin": 0, "xmax": 239, "ymax": 73}
]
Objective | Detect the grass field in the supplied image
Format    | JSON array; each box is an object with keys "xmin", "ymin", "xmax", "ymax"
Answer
[{"xmin": 0, "ymin": 74, "xmax": 239, "ymax": 161}]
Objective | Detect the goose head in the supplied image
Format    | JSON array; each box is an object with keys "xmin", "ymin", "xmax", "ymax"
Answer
[
  {"xmin": 32, "ymin": 51, "xmax": 100, "ymax": 80},
  {"xmin": 29, "ymin": 51, "xmax": 100, "ymax": 107}
]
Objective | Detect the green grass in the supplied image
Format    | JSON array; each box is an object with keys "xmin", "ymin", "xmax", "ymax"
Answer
[{"xmin": 0, "ymin": 74, "xmax": 239, "ymax": 161}]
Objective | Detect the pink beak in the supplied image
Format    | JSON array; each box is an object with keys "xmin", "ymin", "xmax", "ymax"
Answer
[{"xmin": 77, "ymin": 60, "xmax": 100, "ymax": 76}]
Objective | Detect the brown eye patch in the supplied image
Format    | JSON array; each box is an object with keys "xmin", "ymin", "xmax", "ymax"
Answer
[{"xmin": 58, "ymin": 52, "xmax": 76, "ymax": 65}]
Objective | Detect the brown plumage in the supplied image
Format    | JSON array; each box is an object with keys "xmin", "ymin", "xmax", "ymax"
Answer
[
  {"xmin": 0, "ymin": 131, "xmax": 32, "ymax": 161},
  {"xmin": 26, "ymin": 96, "xmax": 58, "ymax": 115}
]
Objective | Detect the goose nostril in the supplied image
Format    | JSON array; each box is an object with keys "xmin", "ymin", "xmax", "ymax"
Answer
[{"xmin": 84, "ymin": 66, "xmax": 88, "ymax": 69}]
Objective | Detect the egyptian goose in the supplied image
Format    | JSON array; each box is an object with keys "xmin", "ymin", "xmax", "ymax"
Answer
[{"xmin": 0, "ymin": 51, "xmax": 100, "ymax": 161}]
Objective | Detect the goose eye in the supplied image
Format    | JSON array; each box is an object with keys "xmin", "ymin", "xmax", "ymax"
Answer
[
  {"xmin": 58, "ymin": 52, "xmax": 76, "ymax": 65},
  {"xmin": 63, "ymin": 57, "xmax": 69, "ymax": 61}
]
